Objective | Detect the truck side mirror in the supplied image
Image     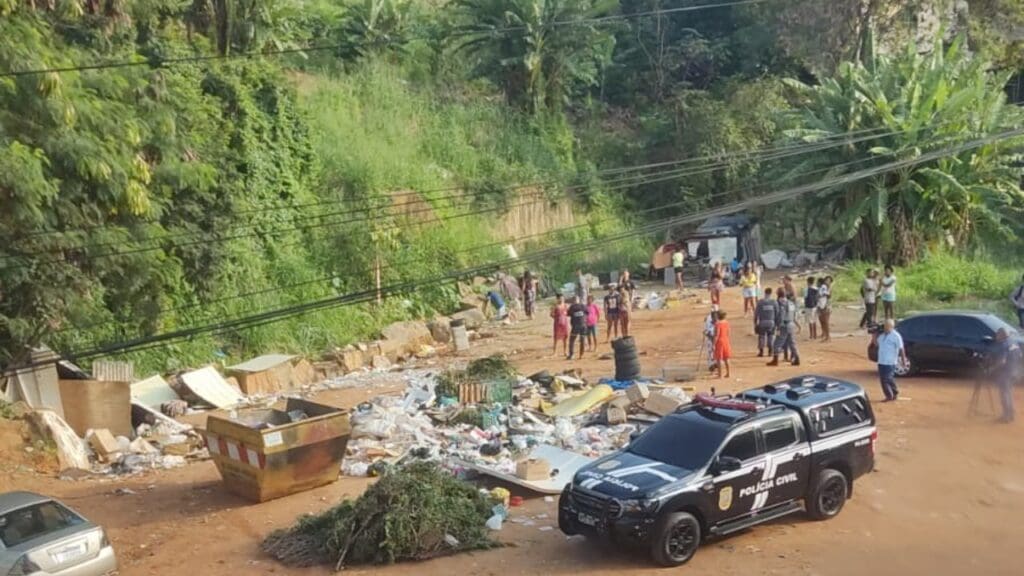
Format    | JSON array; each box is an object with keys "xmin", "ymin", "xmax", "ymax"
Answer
[{"xmin": 712, "ymin": 455, "xmax": 742, "ymax": 475}]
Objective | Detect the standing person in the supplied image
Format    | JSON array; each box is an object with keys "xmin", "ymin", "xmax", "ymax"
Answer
[
  {"xmin": 739, "ymin": 263, "xmax": 758, "ymax": 318},
  {"xmin": 880, "ymin": 266, "xmax": 897, "ymax": 320},
  {"xmin": 768, "ymin": 289, "xmax": 800, "ymax": 366},
  {"xmin": 603, "ymin": 284, "xmax": 621, "ymax": 342},
  {"xmin": 672, "ymin": 247, "xmax": 685, "ymax": 290},
  {"xmin": 859, "ymin": 268, "xmax": 879, "ymax": 329},
  {"xmin": 520, "ymin": 270, "xmax": 538, "ymax": 320},
  {"xmin": 575, "ymin": 269, "xmax": 589, "ymax": 304},
  {"xmin": 782, "ymin": 275, "xmax": 797, "ymax": 301},
  {"xmin": 550, "ymin": 295, "xmax": 569, "ymax": 356},
  {"xmin": 703, "ymin": 309, "xmax": 718, "ymax": 372},
  {"xmin": 618, "ymin": 285, "xmax": 633, "ymax": 337},
  {"xmin": 713, "ymin": 310, "xmax": 733, "ymax": 378},
  {"xmin": 991, "ymin": 328, "xmax": 1022, "ymax": 423},
  {"xmin": 817, "ymin": 276, "xmax": 833, "ymax": 343},
  {"xmin": 496, "ymin": 273, "xmax": 521, "ymax": 322},
  {"xmin": 618, "ymin": 270, "xmax": 636, "ymax": 310},
  {"xmin": 708, "ymin": 271, "xmax": 724, "ymax": 312},
  {"xmin": 567, "ymin": 296, "xmax": 588, "ymax": 360},
  {"xmin": 754, "ymin": 261, "xmax": 763, "ymax": 301},
  {"xmin": 585, "ymin": 295, "xmax": 601, "ymax": 352},
  {"xmin": 802, "ymin": 277, "xmax": 819, "ymax": 340},
  {"xmin": 875, "ymin": 318, "xmax": 908, "ymax": 402},
  {"xmin": 1010, "ymin": 274, "xmax": 1024, "ymax": 329},
  {"xmin": 755, "ymin": 288, "xmax": 779, "ymax": 357}
]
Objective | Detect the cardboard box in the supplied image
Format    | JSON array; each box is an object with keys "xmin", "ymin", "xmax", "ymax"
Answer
[
  {"xmin": 643, "ymin": 391, "xmax": 684, "ymax": 417},
  {"xmin": 606, "ymin": 405, "xmax": 628, "ymax": 425},
  {"xmin": 609, "ymin": 395, "xmax": 633, "ymax": 410},
  {"xmin": 88, "ymin": 429, "xmax": 120, "ymax": 461},
  {"xmin": 626, "ymin": 382, "xmax": 650, "ymax": 403},
  {"xmin": 516, "ymin": 458, "xmax": 552, "ymax": 481}
]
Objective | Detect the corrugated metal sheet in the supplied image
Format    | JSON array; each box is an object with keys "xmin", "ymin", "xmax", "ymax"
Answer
[{"xmin": 93, "ymin": 360, "xmax": 135, "ymax": 382}]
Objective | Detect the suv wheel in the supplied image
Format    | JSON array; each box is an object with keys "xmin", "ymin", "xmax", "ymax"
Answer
[
  {"xmin": 895, "ymin": 357, "xmax": 918, "ymax": 377},
  {"xmin": 650, "ymin": 512, "xmax": 701, "ymax": 567},
  {"xmin": 807, "ymin": 469, "xmax": 848, "ymax": 520}
]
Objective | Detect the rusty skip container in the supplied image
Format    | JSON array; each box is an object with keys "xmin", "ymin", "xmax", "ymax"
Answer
[{"xmin": 204, "ymin": 398, "xmax": 350, "ymax": 502}]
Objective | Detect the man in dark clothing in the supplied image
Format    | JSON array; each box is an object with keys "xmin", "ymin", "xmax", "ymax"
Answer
[
  {"xmin": 768, "ymin": 289, "xmax": 800, "ymax": 366},
  {"xmin": 567, "ymin": 296, "xmax": 588, "ymax": 360},
  {"xmin": 754, "ymin": 288, "xmax": 779, "ymax": 357},
  {"xmin": 1011, "ymin": 274, "xmax": 1024, "ymax": 329},
  {"xmin": 991, "ymin": 328, "xmax": 1022, "ymax": 423}
]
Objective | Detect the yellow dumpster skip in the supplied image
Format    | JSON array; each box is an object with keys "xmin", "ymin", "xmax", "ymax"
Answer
[{"xmin": 204, "ymin": 398, "xmax": 351, "ymax": 502}]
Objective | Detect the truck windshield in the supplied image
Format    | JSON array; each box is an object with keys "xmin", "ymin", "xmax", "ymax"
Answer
[{"xmin": 627, "ymin": 414, "xmax": 729, "ymax": 471}]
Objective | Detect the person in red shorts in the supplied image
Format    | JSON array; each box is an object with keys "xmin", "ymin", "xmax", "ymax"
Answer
[{"xmin": 714, "ymin": 310, "xmax": 733, "ymax": 378}]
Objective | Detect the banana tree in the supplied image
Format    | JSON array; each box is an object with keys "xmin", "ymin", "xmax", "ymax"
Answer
[
  {"xmin": 451, "ymin": 0, "xmax": 617, "ymax": 113},
  {"xmin": 782, "ymin": 36, "xmax": 1024, "ymax": 264}
]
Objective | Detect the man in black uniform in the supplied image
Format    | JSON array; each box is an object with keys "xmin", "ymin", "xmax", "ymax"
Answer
[
  {"xmin": 992, "ymin": 328, "xmax": 1022, "ymax": 423},
  {"xmin": 567, "ymin": 296, "xmax": 588, "ymax": 360},
  {"xmin": 754, "ymin": 288, "xmax": 779, "ymax": 357},
  {"xmin": 768, "ymin": 289, "xmax": 800, "ymax": 366}
]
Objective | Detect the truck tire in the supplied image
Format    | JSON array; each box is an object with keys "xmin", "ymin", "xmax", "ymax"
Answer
[
  {"xmin": 649, "ymin": 512, "xmax": 701, "ymax": 567},
  {"xmin": 807, "ymin": 469, "xmax": 848, "ymax": 520}
]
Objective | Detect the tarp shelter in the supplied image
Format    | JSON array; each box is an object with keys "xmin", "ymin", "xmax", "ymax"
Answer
[
  {"xmin": 226, "ymin": 354, "xmax": 297, "ymax": 395},
  {"xmin": 651, "ymin": 214, "xmax": 763, "ymax": 271}
]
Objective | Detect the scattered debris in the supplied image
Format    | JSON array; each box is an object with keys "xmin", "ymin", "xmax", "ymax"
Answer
[
  {"xmin": 180, "ymin": 366, "xmax": 244, "ymax": 409},
  {"xmin": 26, "ymin": 409, "xmax": 90, "ymax": 473}
]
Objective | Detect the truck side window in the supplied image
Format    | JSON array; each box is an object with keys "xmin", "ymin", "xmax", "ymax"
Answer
[
  {"xmin": 812, "ymin": 399, "xmax": 870, "ymax": 435},
  {"xmin": 762, "ymin": 419, "xmax": 798, "ymax": 452},
  {"xmin": 720, "ymin": 430, "xmax": 759, "ymax": 462}
]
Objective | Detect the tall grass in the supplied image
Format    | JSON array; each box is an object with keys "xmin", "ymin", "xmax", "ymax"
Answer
[{"xmin": 831, "ymin": 252, "xmax": 1021, "ymax": 320}]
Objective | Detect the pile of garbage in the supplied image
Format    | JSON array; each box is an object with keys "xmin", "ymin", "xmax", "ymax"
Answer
[
  {"xmin": 262, "ymin": 462, "xmax": 497, "ymax": 569},
  {"xmin": 338, "ymin": 354, "xmax": 694, "ymax": 483}
]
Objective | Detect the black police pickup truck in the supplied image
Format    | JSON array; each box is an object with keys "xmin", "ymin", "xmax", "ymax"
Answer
[{"xmin": 558, "ymin": 375, "xmax": 876, "ymax": 567}]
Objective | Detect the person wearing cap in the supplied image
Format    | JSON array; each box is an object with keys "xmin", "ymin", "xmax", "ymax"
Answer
[
  {"xmin": 876, "ymin": 318, "xmax": 908, "ymax": 402},
  {"xmin": 991, "ymin": 328, "xmax": 1021, "ymax": 423}
]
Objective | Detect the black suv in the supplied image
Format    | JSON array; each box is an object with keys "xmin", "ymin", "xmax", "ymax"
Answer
[
  {"xmin": 558, "ymin": 376, "xmax": 876, "ymax": 567},
  {"xmin": 867, "ymin": 311, "xmax": 1024, "ymax": 376}
]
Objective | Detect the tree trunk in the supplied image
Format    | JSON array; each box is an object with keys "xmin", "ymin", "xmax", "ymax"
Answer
[{"xmin": 889, "ymin": 202, "xmax": 918, "ymax": 265}]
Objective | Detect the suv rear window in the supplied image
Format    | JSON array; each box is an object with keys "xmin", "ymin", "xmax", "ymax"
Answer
[
  {"xmin": 0, "ymin": 502, "xmax": 84, "ymax": 547},
  {"xmin": 809, "ymin": 398, "xmax": 871, "ymax": 436}
]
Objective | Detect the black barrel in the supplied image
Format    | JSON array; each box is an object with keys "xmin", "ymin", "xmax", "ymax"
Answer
[{"xmin": 612, "ymin": 336, "xmax": 641, "ymax": 381}]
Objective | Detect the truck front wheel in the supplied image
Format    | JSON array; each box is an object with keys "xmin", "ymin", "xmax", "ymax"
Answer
[
  {"xmin": 807, "ymin": 469, "xmax": 848, "ymax": 520},
  {"xmin": 650, "ymin": 511, "xmax": 701, "ymax": 567}
]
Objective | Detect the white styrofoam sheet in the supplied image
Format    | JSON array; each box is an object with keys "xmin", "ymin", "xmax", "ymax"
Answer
[
  {"xmin": 457, "ymin": 444, "xmax": 594, "ymax": 495},
  {"xmin": 180, "ymin": 366, "xmax": 244, "ymax": 408},
  {"xmin": 130, "ymin": 374, "xmax": 181, "ymax": 409}
]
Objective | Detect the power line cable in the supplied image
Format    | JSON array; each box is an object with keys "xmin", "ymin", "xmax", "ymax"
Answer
[{"xmin": 29, "ymin": 125, "xmax": 1020, "ymax": 370}]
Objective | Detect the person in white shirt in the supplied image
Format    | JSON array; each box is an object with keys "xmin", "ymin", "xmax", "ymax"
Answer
[
  {"xmin": 876, "ymin": 319, "xmax": 908, "ymax": 402},
  {"xmin": 880, "ymin": 266, "xmax": 897, "ymax": 320},
  {"xmin": 859, "ymin": 268, "xmax": 879, "ymax": 329}
]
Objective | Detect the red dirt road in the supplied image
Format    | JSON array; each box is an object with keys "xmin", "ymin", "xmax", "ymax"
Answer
[{"xmin": 3, "ymin": 284, "xmax": 1023, "ymax": 575}]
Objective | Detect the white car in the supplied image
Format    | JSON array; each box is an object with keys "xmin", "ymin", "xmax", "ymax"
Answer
[{"xmin": 0, "ymin": 492, "xmax": 116, "ymax": 576}]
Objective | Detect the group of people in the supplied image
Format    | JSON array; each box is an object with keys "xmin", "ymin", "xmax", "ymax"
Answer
[
  {"xmin": 550, "ymin": 270, "xmax": 637, "ymax": 360},
  {"xmin": 858, "ymin": 266, "xmax": 898, "ymax": 328}
]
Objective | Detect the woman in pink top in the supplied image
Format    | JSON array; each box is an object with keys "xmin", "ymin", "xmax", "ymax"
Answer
[{"xmin": 585, "ymin": 295, "xmax": 601, "ymax": 351}]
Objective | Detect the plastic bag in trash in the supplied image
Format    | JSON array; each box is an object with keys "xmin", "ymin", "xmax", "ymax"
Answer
[{"xmin": 485, "ymin": 514, "xmax": 503, "ymax": 531}]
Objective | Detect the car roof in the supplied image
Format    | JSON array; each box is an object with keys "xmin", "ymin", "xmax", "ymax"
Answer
[
  {"xmin": 738, "ymin": 375, "xmax": 865, "ymax": 409},
  {"xmin": 0, "ymin": 492, "xmax": 53, "ymax": 515},
  {"xmin": 903, "ymin": 310, "xmax": 996, "ymax": 319}
]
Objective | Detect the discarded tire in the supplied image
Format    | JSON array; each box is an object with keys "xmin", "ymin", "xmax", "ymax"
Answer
[{"xmin": 613, "ymin": 337, "xmax": 641, "ymax": 381}]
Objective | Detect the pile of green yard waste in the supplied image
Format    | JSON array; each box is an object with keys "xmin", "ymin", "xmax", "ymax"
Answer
[
  {"xmin": 435, "ymin": 354, "xmax": 517, "ymax": 399},
  {"xmin": 261, "ymin": 463, "xmax": 497, "ymax": 569}
]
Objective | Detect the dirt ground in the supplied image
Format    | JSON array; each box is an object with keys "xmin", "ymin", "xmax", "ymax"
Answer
[{"xmin": 3, "ymin": 280, "xmax": 1023, "ymax": 575}]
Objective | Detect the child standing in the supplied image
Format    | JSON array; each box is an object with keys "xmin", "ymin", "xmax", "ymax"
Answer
[
  {"xmin": 585, "ymin": 295, "xmax": 601, "ymax": 351},
  {"xmin": 714, "ymin": 310, "xmax": 733, "ymax": 378},
  {"xmin": 740, "ymin": 263, "xmax": 758, "ymax": 318},
  {"xmin": 709, "ymin": 272, "xmax": 724, "ymax": 312},
  {"xmin": 618, "ymin": 285, "xmax": 633, "ymax": 337},
  {"xmin": 550, "ymin": 295, "xmax": 569, "ymax": 356},
  {"xmin": 803, "ymin": 276, "xmax": 819, "ymax": 340}
]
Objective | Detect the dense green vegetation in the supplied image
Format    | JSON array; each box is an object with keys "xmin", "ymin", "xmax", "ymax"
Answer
[{"xmin": 1, "ymin": 0, "xmax": 1022, "ymax": 372}]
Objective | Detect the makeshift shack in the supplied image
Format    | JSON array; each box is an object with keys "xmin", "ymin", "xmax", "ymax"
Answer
[{"xmin": 651, "ymin": 214, "xmax": 763, "ymax": 273}]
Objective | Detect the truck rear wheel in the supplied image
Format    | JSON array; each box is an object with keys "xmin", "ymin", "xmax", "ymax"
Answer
[
  {"xmin": 650, "ymin": 511, "xmax": 701, "ymax": 567},
  {"xmin": 807, "ymin": 469, "xmax": 848, "ymax": 520}
]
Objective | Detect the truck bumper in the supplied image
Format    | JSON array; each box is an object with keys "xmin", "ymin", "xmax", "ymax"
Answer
[{"xmin": 558, "ymin": 494, "xmax": 655, "ymax": 547}]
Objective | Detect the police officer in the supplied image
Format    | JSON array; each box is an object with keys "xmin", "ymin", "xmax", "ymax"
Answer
[
  {"xmin": 754, "ymin": 288, "xmax": 779, "ymax": 357},
  {"xmin": 768, "ymin": 289, "xmax": 800, "ymax": 367},
  {"xmin": 991, "ymin": 328, "xmax": 1021, "ymax": 423}
]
